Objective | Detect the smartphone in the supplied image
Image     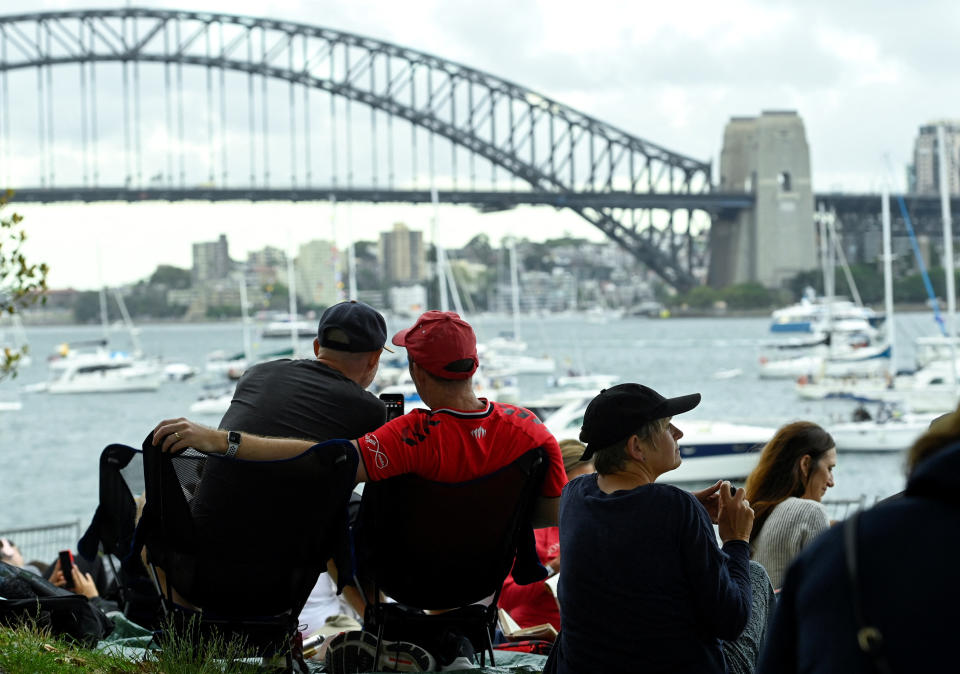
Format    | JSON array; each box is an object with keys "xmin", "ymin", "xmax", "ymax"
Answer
[
  {"xmin": 727, "ymin": 483, "xmax": 736, "ymax": 497},
  {"xmin": 58, "ymin": 550, "xmax": 75, "ymax": 589},
  {"xmin": 380, "ymin": 393, "xmax": 405, "ymax": 421}
]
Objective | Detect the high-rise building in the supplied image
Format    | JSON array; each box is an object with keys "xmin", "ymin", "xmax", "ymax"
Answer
[
  {"xmin": 379, "ymin": 223, "xmax": 425, "ymax": 285},
  {"xmin": 295, "ymin": 239, "xmax": 340, "ymax": 307},
  {"xmin": 192, "ymin": 234, "xmax": 232, "ymax": 285},
  {"xmin": 913, "ymin": 120, "xmax": 960, "ymax": 195}
]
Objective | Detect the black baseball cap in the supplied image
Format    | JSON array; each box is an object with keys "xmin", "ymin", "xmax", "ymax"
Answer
[
  {"xmin": 316, "ymin": 300, "xmax": 392, "ymax": 353},
  {"xmin": 578, "ymin": 383, "xmax": 701, "ymax": 460}
]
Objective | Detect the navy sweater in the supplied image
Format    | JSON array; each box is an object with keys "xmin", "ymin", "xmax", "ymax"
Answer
[{"xmin": 547, "ymin": 476, "xmax": 752, "ymax": 674}]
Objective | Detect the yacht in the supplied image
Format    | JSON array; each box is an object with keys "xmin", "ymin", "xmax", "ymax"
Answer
[
  {"xmin": 796, "ymin": 359, "xmax": 959, "ymax": 413},
  {"xmin": 45, "ymin": 359, "xmax": 162, "ymax": 394},
  {"xmin": 770, "ymin": 292, "xmax": 881, "ymax": 334},
  {"xmin": 758, "ymin": 342, "xmax": 891, "ymax": 380},
  {"xmin": 542, "ymin": 396, "xmax": 774, "ymax": 482},
  {"xmin": 260, "ymin": 313, "xmax": 314, "ymax": 339},
  {"xmin": 827, "ymin": 406, "xmax": 940, "ymax": 452}
]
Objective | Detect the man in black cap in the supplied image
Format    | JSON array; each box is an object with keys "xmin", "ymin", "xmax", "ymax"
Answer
[
  {"xmin": 544, "ymin": 383, "xmax": 756, "ymax": 674},
  {"xmin": 217, "ymin": 299, "xmax": 390, "ymax": 443},
  {"xmin": 189, "ymin": 300, "xmax": 391, "ymax": 628}
]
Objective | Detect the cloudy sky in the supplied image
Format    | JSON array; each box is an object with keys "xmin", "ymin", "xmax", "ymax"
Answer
[{"xmin": 4, "ymin": 0, "xmax": 958, "ymax": 289}]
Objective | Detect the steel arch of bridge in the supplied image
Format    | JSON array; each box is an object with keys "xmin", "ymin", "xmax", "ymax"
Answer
[{"xmin": 0, "ymin": 7, "xmax": 714, "ymax": 290}]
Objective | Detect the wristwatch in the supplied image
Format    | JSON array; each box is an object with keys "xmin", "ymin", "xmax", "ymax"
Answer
[{"xmin": 225, "ymin": 431, "xmax": 241, "ymax": 459}]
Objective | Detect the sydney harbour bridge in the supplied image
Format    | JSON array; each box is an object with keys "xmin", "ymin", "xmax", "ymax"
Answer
[{"xmin": 0, "ymin": 8, "xmax": 956, "ymax": 292}]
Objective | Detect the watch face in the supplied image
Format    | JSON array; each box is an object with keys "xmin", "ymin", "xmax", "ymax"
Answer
[{"xmin": 228, "ymin": 431, "xmax": 241, "ymax": 444}]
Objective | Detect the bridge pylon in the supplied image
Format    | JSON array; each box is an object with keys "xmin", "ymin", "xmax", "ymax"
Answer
[{"xmin": 708, "ymin": 110, "xmax": 817, "ymax": 288}]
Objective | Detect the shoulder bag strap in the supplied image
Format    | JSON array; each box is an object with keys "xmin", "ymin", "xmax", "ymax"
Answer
[{"xmin": 843, "ymin": 511, "xmax": 894, "ymax": 674}]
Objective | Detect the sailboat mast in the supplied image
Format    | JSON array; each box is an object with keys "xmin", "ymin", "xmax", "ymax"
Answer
[
  {"xmin": 239, "ymin": 274, "xmax": 252, "ymax": 363},
  {"xmin": 509, "ymin": 238, "xmax": 521, "ymax": 341},
  {"xmin": 287, "ymin": 247, "xmax": 299, "ymax": 357},
  {"xmin": 99, "ymin": 286, "xmax": 109, "ymax": 341},
  {"xmin": 431, "ymin": 187, "xmax": 449, "ymax": 312},
  {"xmin": 936, "ymin": 124, "xmax": 957, "ymax": 388},
  {"xmin": 881, "ymin": 184, "xmax": 895, "ymax": 373}
]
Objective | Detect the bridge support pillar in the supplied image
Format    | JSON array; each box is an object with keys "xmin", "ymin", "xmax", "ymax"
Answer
[{"xmin": 708, "ymin": 110, "xmax": 817, "ymax": 288}]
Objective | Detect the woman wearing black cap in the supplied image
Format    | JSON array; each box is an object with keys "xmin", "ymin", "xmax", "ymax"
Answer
[{"xmin": 545, "ymin": 383, "xmax": 756, "ymax": 674}]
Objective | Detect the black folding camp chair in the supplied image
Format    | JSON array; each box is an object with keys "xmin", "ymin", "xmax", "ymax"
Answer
[
  {"xmin": 77, "ymin": 443, "xmax": 162, "ymax": 629},
  {"xmin": 139, "ymin": 435, "xmax": 358, "ymax": 672},
  {"xmin": 354, "ymin": 447, "xmax": 548, "ymax": 667}
]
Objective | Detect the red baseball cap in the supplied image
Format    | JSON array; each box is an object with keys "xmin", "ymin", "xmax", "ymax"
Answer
[{"xmin": 392, "ymin": 311, "xmax": 479, "ymax": 380}]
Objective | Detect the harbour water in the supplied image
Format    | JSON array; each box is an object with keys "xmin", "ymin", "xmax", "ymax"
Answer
[{"xmin": 0, "ymin": 312, "xmax": 946, "ymax": 532}]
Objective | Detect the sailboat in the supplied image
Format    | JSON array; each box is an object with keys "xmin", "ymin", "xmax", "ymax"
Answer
[
  {"xmin": 827, "ymin": 160, "xmax": 956, "ymax": 451},
  {"xmin": 39, "ymin": 288, "xmax": 163, "ymax": 394},
  {"xmin": 480, "ymin": 239, "xmax": 556, "ymax": 376},
  {"xmin": 759, "ymin": 214, "xmax": 890, "ymax": 380}
]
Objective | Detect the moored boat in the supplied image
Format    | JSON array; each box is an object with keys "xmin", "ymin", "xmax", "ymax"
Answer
[{"xmin": 542, "ymin": 397, "xmax": 774, "ymax": 482}]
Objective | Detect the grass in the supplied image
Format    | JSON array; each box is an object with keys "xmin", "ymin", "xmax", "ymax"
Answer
[{"xmin": 0, "ymin": 617, "xmax": 281, "ymax": 674}]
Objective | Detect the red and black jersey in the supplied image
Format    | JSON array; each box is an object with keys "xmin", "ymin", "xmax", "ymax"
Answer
[{"xmin": 359, "ymin": 399, "xmax": 566, "ymax": 497}]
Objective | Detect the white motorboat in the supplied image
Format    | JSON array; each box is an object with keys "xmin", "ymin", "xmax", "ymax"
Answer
[
  {"xmin": 524, "ymin": 374, "xmax": 620, "ymax": 419},
  {"xmin": 46, "ymin": 360, "xmax": 163, "ymax": 394},
  {"xmin": 205, "ymin": 349, "xmax": 248, "ymax": 375},
  {"xmin": 260, "ymin": 313, "xmax": 313, "ymax": 339},
  {"xmin": 771, "ymin": 297, "xmax": 880, "ymax": 334},
  {"xmin": 189, "ymin": 387, "xmax": 234, "ymax": 416},
  {"xmin": 796, "ymin": 360, "xmax": 959, "ymax": 413},
  {"xmin": 914, "ymin": 335, "xmax": 960, "ymax": 368},
  {"xmin": 47, "ymin": 339, "xmax": 134, "ymax": 372},
  {"xmin": 828, "ymin": 407, "xmax": 940, "ymax": 452},
  {"xmin": 758, "ymin": 342, "xmax": 891, "ymax": 380},
  {"xmin": 163, "ymin": 362, "xmax": 197, "ymax": 381},
  {"xmin": 543, "ymin": 397, "xmax": 774, "ymax": 482}
]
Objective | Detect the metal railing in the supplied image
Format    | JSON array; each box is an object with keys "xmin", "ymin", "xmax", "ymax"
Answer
[
  {"xmin": 0, "ymin": 520, "xmax": 82, "ymax": 566},
  {"xmin": 822, "ymin": 495, "xmax": 875, "ymax": 522}
]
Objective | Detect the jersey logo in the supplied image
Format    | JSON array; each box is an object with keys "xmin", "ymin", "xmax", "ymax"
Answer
[
  {"xmin": 470, "ymin": 427, "xmax": 487, "ymax": 439},
  {"xmin": 364, "ymin": 434, "xmax": 389, "ymax": 469}
]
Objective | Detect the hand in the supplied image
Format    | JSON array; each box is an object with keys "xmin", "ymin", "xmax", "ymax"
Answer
[
  {"xmin": 691, "ymin": 480, "xmax": 723, "ymax": 524},
  {"xmin": 152, "ymin": 417, "xmax": 225, "ymax": 454},
  {"xmin": 717, "ymin": 482, "xmax": 754, "ymax": 543},
  {"xmin": 71, "ymin": 567, "xmax": 99, "ymax": 599},
  {"xmin": 546, "ymin": 554, "xmax": 561, "ymax": 575},
  {"xmin": 50, "ymin": 558, "xmax": 65, "ymax": 587}
]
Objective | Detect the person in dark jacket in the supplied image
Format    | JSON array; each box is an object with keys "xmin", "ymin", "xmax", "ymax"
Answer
[
  {"xmin": 545, "ymin": 384, "xmax": 756, "ymax": 674},
  {"xmin": 757, "ymin": 406, "xmax": 960, "ymax": 673}
]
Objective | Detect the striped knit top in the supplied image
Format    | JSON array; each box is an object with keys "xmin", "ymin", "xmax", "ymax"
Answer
[{"xmin": 750, "ymin": 497, "xmax": 829, "ymax": 589}]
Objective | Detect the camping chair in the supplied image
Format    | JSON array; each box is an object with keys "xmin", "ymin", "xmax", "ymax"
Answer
[
  {"xmin": 139, "ymin": 434, "xmax": 358, "ymax": 672},
  {"xmin": 354, "ymin": 447, "xmax": 548, "ymax": 667},
  {"xmin": 77, "ymin": 443, "xmax": 162, "ymax": 629}
]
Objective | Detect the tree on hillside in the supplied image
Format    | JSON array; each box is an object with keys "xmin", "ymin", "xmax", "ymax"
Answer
[
  {"xmin": 1, "ymin": 191, "xmax": 49, "ymax": 379},
  {"xmin": 149, "ymin": 264, "xmax": 191, "ymax": 289}
]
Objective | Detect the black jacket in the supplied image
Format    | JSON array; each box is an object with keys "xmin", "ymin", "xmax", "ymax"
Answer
[{"xmin": 758, "ymin": 441, "xmax": 960, "ymax": 673}]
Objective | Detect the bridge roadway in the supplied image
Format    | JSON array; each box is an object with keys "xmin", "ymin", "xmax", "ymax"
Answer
[
  {"xmin": 10, "ymin": 187, "xmax": 957, "ymax": 227},
  {"xmin": 8, "ymin": 187, "xmax": 754, "ymax": 212}
]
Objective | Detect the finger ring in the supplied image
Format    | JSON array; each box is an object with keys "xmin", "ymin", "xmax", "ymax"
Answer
[{"xmin": 174, "ymin": 431, "xmax": 182, "ymax": 440}]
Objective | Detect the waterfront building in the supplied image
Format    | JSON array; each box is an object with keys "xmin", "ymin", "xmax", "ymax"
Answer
[
  {"xmin": 295, "ymin": 239, "xmax": 339, "ymax": 308},
  {"xmin": 912, "ymin": 120, "xmax": 960, "ymax": 195},
  {"xmin": 191, "ymin": 234, "xmax": 232, "ymax": 285},
  {"xmin": 379, "ymin": 223, "xmax": 426, "ymax": 285}
]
